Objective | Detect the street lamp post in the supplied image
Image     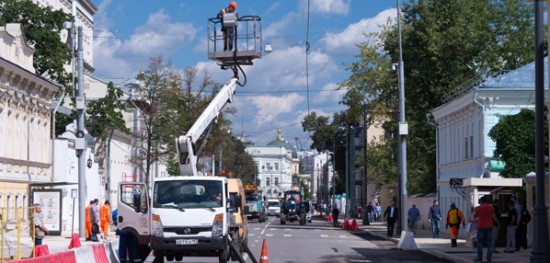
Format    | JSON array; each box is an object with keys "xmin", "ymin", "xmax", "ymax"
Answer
[
  {"xmin": 362, "ymin": 101, "xmax": 370, "ymax": 225},
  {"xmin": 396, "ymin": 0, "xmax": 408, "ymax": 235},
  {"xmin": 531, "ymin": 1, "xmax": 550, "ymax": 261}
]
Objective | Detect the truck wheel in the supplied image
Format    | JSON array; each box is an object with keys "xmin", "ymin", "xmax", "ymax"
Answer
[
  {"xmin": 218, "ymin": 240, "xmax": 229, "ymax": 263},
  {"xmin": 230, "ymin": 232, "xmax": 241, "ymax": 261},
  {"xmin": 300, "ymin": 214, "xmax": 306, "ymax": 225},
  {"xmin": 152, "ymin": 252, "xmax": 164, "ymax": 263},
  {"xmin": 280, "ymin": 218, "xmax": 286, "ymax": 225}
]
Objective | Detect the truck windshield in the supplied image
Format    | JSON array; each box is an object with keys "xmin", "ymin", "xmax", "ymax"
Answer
[
  {"xmin": 245, "ymin": 193, "xmax": 258, "ymax": 201},
  {"xmin": 153, "ymin": 180, "xmax": 223, "ymax": 209}
]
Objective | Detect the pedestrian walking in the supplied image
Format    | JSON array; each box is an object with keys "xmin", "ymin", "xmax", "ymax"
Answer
[
  {"xmin": 492, "ymin": 199, "xmax": 501, "ymax": 253},
  {"xmin": 473, "ymin": 196, "xmax": 494, "ymax": 263},
  {"xmin": 367, "ymin": 202, "xmax": 374, "ymax": 222},
  {"xmin": 516, "ymin": 201, "xmax": 531, "ymax": 251},
  {"xmin": 504, "ymin": 200, "xmax": 518, "ymax": 253},
  {"xmin": 100, "ymin": 200, "xmax": 111, "ymax": 239},
  {"xmin": 428, "ymin": 199, "xmax": 442, "ymax": 238},
  {"xmin": 217, "ymin": 1, "xmax": 237, "ymax": 51},
  {"xmin": 407, "ymin": 204, "xmax": 420, "ymax": 235},
  {"xmin": 33, "ymin": 204, "xmax": 49, "ymax": 246},
  {"xmin": 374, "ymin": 202, "xmax": 382, "ymax": 222},
  {"xmin": 356, "ymin": 204, "xmax": 364, "ymax": 219},
  {"xmin": 384, "ymin": 200, "xmax": 398, "ymax": 237},
  {"xmin": 445, "ymin": 202, "xmax": 465, "ymax": 247},
  {"xmin": 90, "ymin": 199, "xmax": 100, "ymax": 242},
  {"xmin": 332, "ymin": 205, "xmax": 340, "ymax": 227}
]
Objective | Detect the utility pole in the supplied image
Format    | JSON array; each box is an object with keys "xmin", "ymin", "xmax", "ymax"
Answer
[
  {"xmin": 362, "ymin": 101, "xmax": 370, "ymax": 225},
  {"xmin": 76, "ymin": 26, "xmax": 87, "ymax": 238},
  {"xmin": 396, "ymin": 0, "xmax": 408, "ymax": 235},
  {"xmin": 531, "ymin": 0, "xmax": 550, "ymax": 261}
]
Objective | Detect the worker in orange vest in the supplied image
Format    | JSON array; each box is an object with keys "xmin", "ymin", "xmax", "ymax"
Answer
[
  {"xmin": 100, "ymin": 200, "xmax": 111, "ymax": 239},
  {"xmin": 85, "ymin": 200, "xmax": 93, "ymax": 241},
  {"xmin": 217, "ymin": 1, "xmax": 237, "ymax": 51}
]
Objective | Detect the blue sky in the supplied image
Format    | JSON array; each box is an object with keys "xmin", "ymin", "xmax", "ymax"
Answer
[{"xmin": 92, "ymin": 0, "xmax": 397, "ymax": 148}]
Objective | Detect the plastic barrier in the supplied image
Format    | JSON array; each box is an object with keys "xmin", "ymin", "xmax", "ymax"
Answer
[
  {"xmin": 73, "ymin": 245, "xmax": 95, "ymax": 263},
  {"xmin": 34, "ymin": 245, "xmax": 49, "ymax": 257},
  {"xmin": 92, "ymin": 243, "xmax": 109, "ymax": 263},
  {"xmin": 105, "ymin": 240, "xmax": 119, "ymax": 263},
  {"xmin": 49, "ymin": 250, "xmax": 77, "ymax": 263}
]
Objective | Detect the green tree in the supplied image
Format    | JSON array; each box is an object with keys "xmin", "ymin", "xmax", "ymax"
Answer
[
  {"xmin": 488, "ymin": 109, "xmax": 548, "ymax": 178},
  {"xmin": 336, "ymin": 0, "xmax": 534, "ymax": 194},
  {"xmin": 0, "ymin": 0, "xmax": 72, "ymax": 87}
]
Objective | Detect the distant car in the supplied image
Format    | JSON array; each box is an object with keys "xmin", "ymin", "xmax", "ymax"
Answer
[{"xmin": 267, "ymin": 199, "xmax": 280, "ymax": 216}]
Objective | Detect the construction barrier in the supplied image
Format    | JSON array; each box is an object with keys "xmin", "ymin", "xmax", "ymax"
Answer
[
  {"xmin": 33, "ymin": 245, "xmax": 48, "ymax": 257},
  {"xmin": 327, "ymin": 214, "xmax": 333, "ymax": 222},
  {"xmin": 105, "ymin": 239, "xmax": 119, "ymax": 263},
  {"xmin": 73, "ymin": 245, "xmax": 96, "ymax": 263},
  {"xmin": 92, "ymin": 243, "xmax": 109, "ymax": 263},
  {"xmin": 49, "ymin": 250, "xmax": 77, "ymax": 263}
]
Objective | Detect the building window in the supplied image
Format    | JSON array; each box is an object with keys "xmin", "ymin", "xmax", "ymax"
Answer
[
  {"xmin": 274, "ymin": 163, "xmax": 279, "ymax": 171},
  {"xmin": 470, "ymin": 135, "xmax": 474, "ymax": 159},
  {"xmin": 274, "ymin": 177, "xmax": 279, "ymax": 186},
  {"xmin": 266, "ymin": 177, "xmax": 270, "ymax": 186}
]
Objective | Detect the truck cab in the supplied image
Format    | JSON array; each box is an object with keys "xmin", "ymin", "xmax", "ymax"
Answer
[{"xmin": 118, "ymin": 176, "xmax": 246, "ymax": 263}]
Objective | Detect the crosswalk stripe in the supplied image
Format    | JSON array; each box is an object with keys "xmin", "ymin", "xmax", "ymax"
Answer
[
  {"xmin": 283, "ymin": 234, "xmax": 292, "ymax": 237},
  {"xmin": 321, "ymin": 234, "xmax": 329, "ymax": 238},
  {"xmin": 265, "ymin": 234, "xmax": 273, "ymax": 237}
]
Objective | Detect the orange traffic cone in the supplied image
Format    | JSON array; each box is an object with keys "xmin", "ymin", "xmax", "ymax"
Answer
[
  {"xmin": 260, "ymin": 239, "xmax": 269, "ymax": 263},
  {"xmin": 328, "ymin": 214, "xmax": 333, "ymax": 222},
  {"xmin": 343, "ymin": 218, "xmax": 350, "ymax": 230},
  {"xmin": 68, "ymin": 233, "xmax": 81, "ymax": 249},
  {"xmin": 351, "ymin": 219, "xmax": 359, "ymax": 230}
]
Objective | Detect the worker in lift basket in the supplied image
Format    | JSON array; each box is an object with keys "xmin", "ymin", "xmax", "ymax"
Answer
[{"xmin": 217, "ymin": 1, "xmax": 237, "ymax": 51}]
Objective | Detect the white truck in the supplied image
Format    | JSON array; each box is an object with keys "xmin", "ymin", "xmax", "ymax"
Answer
[{"xmin": 117, "ymin": 14, "xmax": 262, "ymax": 263}]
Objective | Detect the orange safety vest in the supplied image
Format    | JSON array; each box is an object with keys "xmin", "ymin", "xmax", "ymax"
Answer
[
  {"xmin": 100, "ymin": 205, "xmax": 110, "ymax": 222},
  {"xmin": 85, "ymin": 205, "xmax": 92, "ymax": 223}
]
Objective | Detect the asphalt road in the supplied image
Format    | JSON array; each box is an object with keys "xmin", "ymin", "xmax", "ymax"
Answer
[{"xmin": 166, "ymin": 216, "xmax": 452, "ymax": 262}]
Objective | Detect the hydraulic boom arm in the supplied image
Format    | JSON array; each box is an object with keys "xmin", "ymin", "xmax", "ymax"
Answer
[{"xmin": 176, "ymin": 78, "xmax": 238, "ymax": 176}]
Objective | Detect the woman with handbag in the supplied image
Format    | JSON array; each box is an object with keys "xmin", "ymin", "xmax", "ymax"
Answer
[
  {"xmin": 34, "ymin": 204, "xmax": 49, "ymax": 245},
  {"xmin": 468, "ymin": 210, "xmax": 479, "ymax": 249}
]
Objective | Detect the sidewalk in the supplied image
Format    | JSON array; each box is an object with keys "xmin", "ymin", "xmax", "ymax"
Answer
[{"xmin": 325, "ymin": 216, "xmax": 530, "ymax": 263}]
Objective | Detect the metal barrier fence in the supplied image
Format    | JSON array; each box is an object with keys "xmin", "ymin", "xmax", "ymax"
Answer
[{"xmin": 0, "ymin": 207, "xmax": 36, "ymax": 262}]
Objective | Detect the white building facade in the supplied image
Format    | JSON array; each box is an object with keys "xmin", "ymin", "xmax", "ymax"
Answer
[{"xmin": 430, "ymin": 60, "xmax": 547, "ymax": 235}]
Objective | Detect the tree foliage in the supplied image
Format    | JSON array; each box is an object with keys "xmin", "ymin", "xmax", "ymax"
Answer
[
  {"xmin": 0, "ymin": 0, "xmax": 71, "ymax": 87},
  {"xmin": 488, "ymin": 109, "xmax": 548, "ymax": 178},
  {"xmin": 304, "ymin": 0, "xmax": 534, "ymax": 195}
]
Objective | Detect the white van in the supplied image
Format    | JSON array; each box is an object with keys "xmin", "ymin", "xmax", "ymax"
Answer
[{"xmin": 267, "ymin": 199, "xmax": 281, "ymax": 216}]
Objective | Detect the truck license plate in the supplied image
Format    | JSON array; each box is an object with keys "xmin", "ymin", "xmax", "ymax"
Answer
[{"xmin": 176, "ymin": 239, "xmax": 198, "ymax": 245}]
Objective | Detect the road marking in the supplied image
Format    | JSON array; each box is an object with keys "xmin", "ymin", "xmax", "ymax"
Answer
[
  {"xmin": 260, "ymin": 218, "xmax": 271, "ymax": 236},
  {"xmin": 285, "ymin": 228, "xmax": 291, "ymax": 231},
  {"xmin": 249, "ymin": 233, "xmax": 256, "ymax": 237},
  {"xmin": 339, "ymin": 235, "xmax": 348, "ymax": 238},
  {"xmin": 269, "ymin": 228, "xmax": 277, "ymax": 231},
  {"xmin": 283, "ymin": 234, "xmax": 292, "ymax": 237},
  {"xmin": 254, "ymin": 227, "xmax": 261, "ymax": 231},
  {"xmin": 321, "ymin": 234, "xmax": 329, "ymax": 238},
  {"xmin": 265, "ymin": 234, "xmax": 273, "ymax": 237}
]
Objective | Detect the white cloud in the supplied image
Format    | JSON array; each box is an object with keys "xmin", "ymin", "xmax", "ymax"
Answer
[
  {"xmin": 246, "ymin": 93, "xmax": 305, "ymax": 126},
  {"xmin": 93, "ymin": 9, "xmax": 198, "ymax": 79},
  {"xmin": 320, "ymin": 8, "xmax": 396, "ymax": 53},
  {"xmin": 119, "ymin": 10, "xmax": 197, "ymax": 57},
  {"xmin": 312, "ymin": 82, "xmax": 346, "ymax": 105},
  {"xmin": 299, "ymin": 0, "xmax": 351, "ymax": 15}
]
